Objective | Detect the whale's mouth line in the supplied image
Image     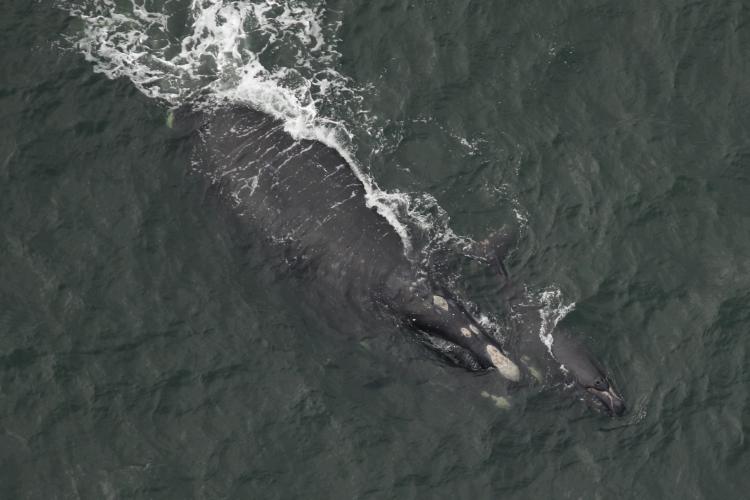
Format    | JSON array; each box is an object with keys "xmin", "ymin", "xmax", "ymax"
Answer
[{"xmin": 586, "ymin": 386, "xmax": 626, "ymax": 416}]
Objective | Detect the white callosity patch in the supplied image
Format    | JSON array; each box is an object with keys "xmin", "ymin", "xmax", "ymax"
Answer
[
  {"xmin": 480, "ymin": 391, "xmax": 511, "ymax": 410},
  {"xmin": 432, "ymin": 295, "xmax": 449, "ymax": 311},
  {"xmin": 485, "ymin": 345, "xmax": 520, "ymax": 382},
  {"xmin": 521, "ymin": 356, "xmax": 544, "ymax": 383},
  {"xmin": 527, "ymin": 364, "xmax": 543, "ymax": 383},
  {"xmin": 460, "ymin": 327, "xmax": 472, "ymax": 338}
]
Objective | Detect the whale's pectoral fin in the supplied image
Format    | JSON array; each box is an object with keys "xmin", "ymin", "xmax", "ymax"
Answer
[{"xmin": 464, "ymin": 226, "xmax": 518, "ymax": 279}]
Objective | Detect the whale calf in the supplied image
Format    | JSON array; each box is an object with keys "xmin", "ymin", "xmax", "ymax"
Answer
[{"xmin": 180, "ymin": 104, "xmax": 624, "ymax": 416}]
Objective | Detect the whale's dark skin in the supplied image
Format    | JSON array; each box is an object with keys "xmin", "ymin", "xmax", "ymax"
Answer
[
  {"xmin": 189, "ymin": 104, "xmax": 517, "ymax": 374},
  {"xmin": 183, "ymin": 104, "xmax": 625, "ymax": 415},
  {"xmin": 512, "ymin": 315, "xmax": 626, "ymax": 416},
  {"xmin": 551, "ymin": 326, "xmax": 626, "ymax": 416}
]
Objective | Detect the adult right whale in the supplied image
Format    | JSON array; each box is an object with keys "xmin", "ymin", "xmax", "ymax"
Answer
[{"xmin": 178, "ymin": 103, "xmax": 625, "ymax": 416}]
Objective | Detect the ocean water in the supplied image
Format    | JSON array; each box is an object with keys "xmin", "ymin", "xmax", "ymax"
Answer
[{"xmin": 1, "ymin": 0, "xmax": 748, "ymax": 498}]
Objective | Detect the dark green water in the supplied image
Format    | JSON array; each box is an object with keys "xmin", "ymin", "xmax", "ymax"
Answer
[{"xmin": 1, "ymin": 1, "xmax": 749, "ymax": 498}]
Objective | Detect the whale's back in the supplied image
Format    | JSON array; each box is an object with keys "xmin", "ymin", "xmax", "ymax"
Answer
[{"xmin": 193, "ymin": 105, "xmax": 410, "ymax": 298}]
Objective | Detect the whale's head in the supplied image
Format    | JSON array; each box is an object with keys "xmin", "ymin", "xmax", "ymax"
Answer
[{"xmin": 550, "ymin": 326, "xmax": 626, "ymax": 417}]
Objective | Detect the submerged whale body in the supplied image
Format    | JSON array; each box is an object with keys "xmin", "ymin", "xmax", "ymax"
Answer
[{"xmin": 184, "ymin": 104, "xmax": 625, "ymax": 416}]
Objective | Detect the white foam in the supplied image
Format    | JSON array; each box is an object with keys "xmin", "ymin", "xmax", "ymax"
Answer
[{"xmin": 536, "ymin": 287, "xmax": 576, "ymax": 356}]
